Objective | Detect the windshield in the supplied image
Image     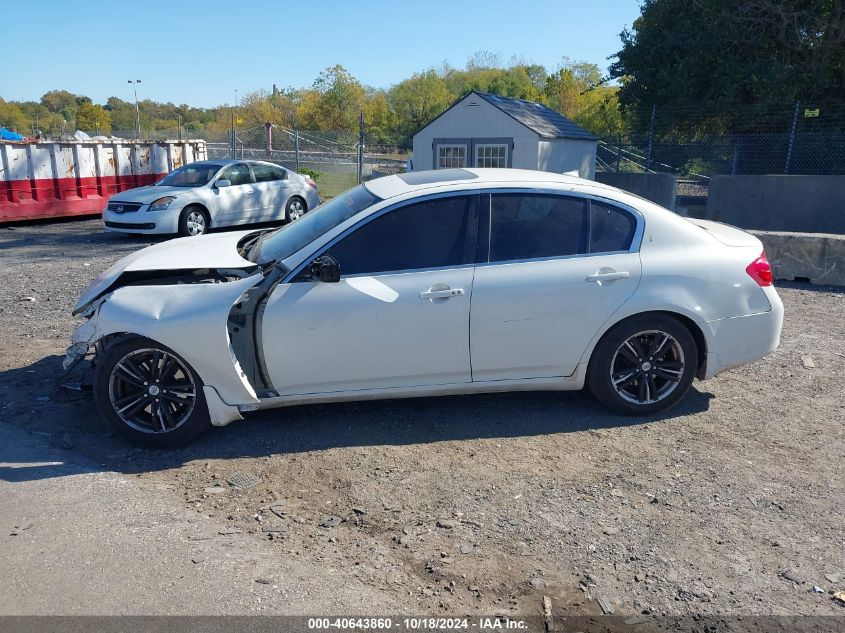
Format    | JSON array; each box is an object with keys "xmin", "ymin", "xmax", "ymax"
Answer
[
  {"xmin": 251, "ymin": 185, "xmax": 380, "ymax": 263},
  {"xmin": 157, "ymin": 163, "xmax": 221, "ymax": 187}
]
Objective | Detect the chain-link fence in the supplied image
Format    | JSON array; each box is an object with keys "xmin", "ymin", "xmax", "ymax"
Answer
[{"xmin": 597, "ymin": 99, "xmax": 845, "ymax": 205}]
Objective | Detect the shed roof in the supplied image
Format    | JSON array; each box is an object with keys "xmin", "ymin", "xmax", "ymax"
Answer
[{"xmin": 474, "ymin": 92, "xmax": 597, "ymax": 140}]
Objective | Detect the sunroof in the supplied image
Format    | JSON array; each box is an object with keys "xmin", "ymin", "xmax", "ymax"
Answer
[{"xmin": 398, "ymin": 169, "xmax": 478, "ymax": 185}]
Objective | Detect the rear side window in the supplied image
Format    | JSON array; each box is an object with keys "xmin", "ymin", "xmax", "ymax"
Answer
[
  {"xmin": 589, "ymin": 201, "xmax": 636, "ymax": 253},
  {"xmin": 327, "ymin": 196, "xmax": 475, "ymax": 276},
  {"xmin": 252, "ymin": 163, "xmax": 285, "ymax": 182},
  {"xmin": 220, "ymin": 163, "xmax": 252, "ymax": 186},
  {"xmin": 489, "ymin": 194, "xmax": 587, "ymax": 262}
]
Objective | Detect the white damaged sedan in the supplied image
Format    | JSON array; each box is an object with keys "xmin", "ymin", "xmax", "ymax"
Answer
[{"xmin": 68, "ymin": 168, "xmax": 783, "ymax": 446}]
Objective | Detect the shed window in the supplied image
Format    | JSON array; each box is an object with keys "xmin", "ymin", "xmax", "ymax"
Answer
[
  {"xmin": 437, "ymin": 145, "xmax": 467, "ymax": 169},
  {"xmin": 476, "ymin": 144, "xmax": 508, "ymax": 168}
]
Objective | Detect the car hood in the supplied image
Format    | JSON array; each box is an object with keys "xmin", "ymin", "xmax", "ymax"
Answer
[
  {"xmin": 111, "ymin": 185, "xmax": 196, "ymax": 203},
  {"xmin": 74, "ymin": 230, "xmax": 258, "ymax": 313}
]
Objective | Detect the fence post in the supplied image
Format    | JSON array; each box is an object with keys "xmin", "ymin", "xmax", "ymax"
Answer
[
  {"xmin": 265, "ymin": 122, "xmax": 272, "ymax": 158},
  {"xmin": 784, "ymin": 100, "xmax": 800, "ymax": 174},
  {"xmin": 230, "ymin": 111, "xmax": 235, "ymax": 158},
  {"xmin": 357, "ymin": 111, "xmax": 365, "ymax": 185},
  {"xmin": 731, "ymin": 142, "xmax": 739, "ymax": 175},
  {"xmin": 645, "ymin": 104, "xmax": 656, "ymax": 172},
  {"xmin": 616, "ymin": 133, "xmax": 622, "ymax": 172},
  {"xmin": 294, "ymin": 127, "xmax": 300, "ymax": 172}
]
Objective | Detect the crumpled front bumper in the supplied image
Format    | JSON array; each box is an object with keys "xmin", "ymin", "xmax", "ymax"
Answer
[{"xmin": 62, "ymin": 319, "xmax": 100, "ymax": 372}]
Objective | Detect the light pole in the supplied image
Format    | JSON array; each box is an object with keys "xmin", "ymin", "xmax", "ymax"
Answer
[{"xmin": 128, "ymin": 79, "xmax": 141, "ymax": 139}]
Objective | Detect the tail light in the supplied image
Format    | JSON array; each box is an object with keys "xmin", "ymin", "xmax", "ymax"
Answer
[
  {"xmin": 304, "ymin": 176, "xmax": 317, "ymax": 190},
  {"xmin": 746, "ymin": 251, "xmax": 773, "ymax": 286}
]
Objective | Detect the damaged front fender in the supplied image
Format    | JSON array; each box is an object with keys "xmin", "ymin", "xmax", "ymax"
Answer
[{"xmin": 66, "ymin": 271, "xmax": 267, "ymax": 426}]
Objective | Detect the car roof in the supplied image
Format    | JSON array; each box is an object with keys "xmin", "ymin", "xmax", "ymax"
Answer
[
  {"xmin": 364, "ymin": 168, "xmax": 618, "ymax": 199},
  {"xmin": 189, "ymin": 159, "xmax": 284, "ymax": 168}
]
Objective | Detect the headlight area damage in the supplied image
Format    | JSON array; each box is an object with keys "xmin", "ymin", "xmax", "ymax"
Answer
[{"xmin": 64, "ymin": 262, "xmax": 286, "ymax": 427}]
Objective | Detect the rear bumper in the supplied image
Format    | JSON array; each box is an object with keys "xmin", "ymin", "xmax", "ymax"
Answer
[{"xmin": 702, "ymin": 287, "xmax": 784, "ymax": 378}]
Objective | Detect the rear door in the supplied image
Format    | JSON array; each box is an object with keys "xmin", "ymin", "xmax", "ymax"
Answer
[
  {"xmin": 212, "ymin": 163, "xmax": 257, "ymax": 225},
  {"xmin": 251, "ymin": 163, "xmax": 289, "ymax": 221},
  {"xmin": 261, "ymin": 193, "xmax": 480, "ymax": 395},
  {"xmin": 470, "ymin": 192, "xmax": 642, "ymax": 381}
]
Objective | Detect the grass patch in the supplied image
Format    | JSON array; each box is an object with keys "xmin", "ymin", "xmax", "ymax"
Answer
[{"xmin": 314, "ymin": 171, "xmax": 358, "ymax": 199}]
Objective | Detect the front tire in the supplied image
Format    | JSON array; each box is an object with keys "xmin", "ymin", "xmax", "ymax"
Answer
[
  {"xmin": 284, "ymin": 196, "xmax": 306, "ymax": 223},
  {"xmin": 178, "ymin": 205, "xmax": 209, "ymax": 236},
  {"xmin": 93, "ymin": 336, "xmax": 211, "ymax": 447},
  {"xmin": 587, "ymin": 314, "xmax": 698, "ymax": 415}
]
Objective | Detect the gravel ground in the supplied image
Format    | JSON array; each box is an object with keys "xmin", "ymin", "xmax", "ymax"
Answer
[{"xmin": 0, "ymin": 218, "xmax": 843, "ymax": 617}]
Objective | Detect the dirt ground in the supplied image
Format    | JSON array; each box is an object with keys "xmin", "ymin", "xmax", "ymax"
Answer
[{"xmin": 0, "ymin": 219, "xmax": 843, "ymax": 617}]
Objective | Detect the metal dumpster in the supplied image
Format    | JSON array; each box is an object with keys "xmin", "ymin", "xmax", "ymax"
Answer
[{"xmin": 0, "ymin": 139, "xmax": 207, "ymax": 223}]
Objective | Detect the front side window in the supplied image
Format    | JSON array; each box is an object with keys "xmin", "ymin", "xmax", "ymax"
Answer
[
  {"xmin": 476, "ymin": 144, "xmax": 507, "ymax": 168},
  {"xmin": 252, "ymin": 163, "xmax": 285, "ymax": 182},
  {"xmin": 437, "ymin": 145, "xmax": 467, "ymax": 169},
  {"xmin": 326, "ymin": 196, "xmax": 475, "ymax": 276},
  {"xmin": 489, "ymin": 194, "xmax": 588, "ymax": 262},
  {"xmin": 157, "ymin": 163, "xmax": 221, "ymax": 187},
  {"xmin": 219, "ymin": 163, "xmax": 252, "ymax": 186},
  {"xmin": 589, "ymin": 201, "xmax": 636, "ymax": 253}
]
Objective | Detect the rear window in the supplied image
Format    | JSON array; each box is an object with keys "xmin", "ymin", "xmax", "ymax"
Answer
[
  {"xmin": 589, "ymin": 201, "xmax": 636, "ymax": 253},
  {"xmin": 489, "ymin": 194, "xmax": 587, "ymax": 262}
]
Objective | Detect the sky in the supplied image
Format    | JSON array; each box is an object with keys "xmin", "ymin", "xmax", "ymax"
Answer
[{"xmin": 0, "ymin": 0, "xmax": 641, "ymax": 108}]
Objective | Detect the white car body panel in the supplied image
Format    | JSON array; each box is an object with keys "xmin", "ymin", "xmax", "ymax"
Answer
[
  {"xmin": 470, "ymin": 252, "xmax": 642, "ymax": 381},
  {"xmin": 70, "ymin": 168, "xmax": 784, "ymax": 428},
  {"xmin": 73, "ymin": 230, "xmax": 256, "ymax": 312},
  {"xmin": 262, "ymin": 267, "xmax": 475, "ymax": 394}
]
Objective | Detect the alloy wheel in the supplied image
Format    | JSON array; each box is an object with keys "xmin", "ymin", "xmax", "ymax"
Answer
[
  {"xmin": 108, "ymin": 348, "xmax": 197, "ymax": 434},
  {"xmin": 288, "ymin": 199, "xmax": 305, "ymax": 221},
  {"xmin": 609, "ymin": 330, "xmax": 685, "ymax": 405},
  {"xmin": 186, "ymin": 210, "xmax": 206, "ymax": 235}
]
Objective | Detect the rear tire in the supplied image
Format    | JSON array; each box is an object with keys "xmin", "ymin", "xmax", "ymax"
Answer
[
  {"xmin": 178, "ymin": 205, "xmax": 209, "ymax": 236},
  {"xmin": 284, "ymin": 196, "xmax": 306, "ymax": 223},
  {"xmin": 93, "ymin": 336, "xmax": 211, "ymax": 447},
  {"xmin": 587, "ymin": 314, "xmax": 698, "ymax": 415}
]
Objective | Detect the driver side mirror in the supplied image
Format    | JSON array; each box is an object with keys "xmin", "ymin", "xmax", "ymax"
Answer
[
  {"xmin": 309, "ymin": 255, "xmax": 341, "ymax": 283},
  {"xmin": 216, "ymin": 179, "xmax": 231, "ymax": 188}
]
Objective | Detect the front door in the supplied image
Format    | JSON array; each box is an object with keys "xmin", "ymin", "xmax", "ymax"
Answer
[
  {"xmin": 470, "ymin": 193, "xmax": 642, "ymax": 381},
  {"xmin": 260, "ymin": 194, "xmax": 480, "ymax": 395},
  {"xmin": 213, "ymin": 163, "xmax": 257, "ymax": 225}
]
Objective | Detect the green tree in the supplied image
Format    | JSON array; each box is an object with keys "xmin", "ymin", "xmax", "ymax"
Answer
[
  {"xmin": 387, "ymin": 70, "xmax": 453, "ymax": 137},
  {"xmin": 0, "ymin": 98, "xmax": 29, "ymax": 131},
  {"xmin": 609, "ymin": 0, "xmax": 845, "ymax": 134},
  {"xmin": 40, "ymin": 90, "xmax": 78, "ymax": 113},
  {"xmin": 76, "ymin": 101, "xmax": 112, "ymax": 133},
  {"xmin": 543, "ymin": 59, "xmax": 624, "ymax": 136},
  {"xmin": 302, "ymin": 65, "xmax": 365, "ymax": 131}
]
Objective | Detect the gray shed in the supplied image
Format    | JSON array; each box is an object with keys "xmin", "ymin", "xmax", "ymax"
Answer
[{"xmin": 411, "ymin": 91, "xmax": 597, "ymax": 178}]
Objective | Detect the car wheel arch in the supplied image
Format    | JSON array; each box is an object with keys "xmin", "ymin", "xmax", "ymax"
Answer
[
  {"xmin": 581, "ymin": 309, "xmax": 709, "ymax": 379},
  {"xmin": 183, "ymin": 203, "xmax": 211, "ymax": 225}
]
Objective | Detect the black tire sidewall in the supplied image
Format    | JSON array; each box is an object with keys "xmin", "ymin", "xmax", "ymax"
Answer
[
  {"xmin": 93, "ymin": 336, "xmax": 211, "ymax": 447},
  {"xmin": 178, "ymin": 205, "xmax": 208, "ymax": 236},
  {"xmin": 284, "ymin": 196, "xmax": 306, "ymax": 223},
  {"xmin": 588, "ymin": 314, "xmax": 698, "ymax": 415}
]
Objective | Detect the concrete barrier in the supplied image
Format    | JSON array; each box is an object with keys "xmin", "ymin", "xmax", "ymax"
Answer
[
  {"xmin": 595, "ymin": 172, "xmax": 677, "ymax": 209},
  {"xmin": 750, "ymin": 230, "xmax": 845, "ymax": 286},
  {"xmin": 707, "ymin": 175, "xmax": 845, "ymax": 234}
]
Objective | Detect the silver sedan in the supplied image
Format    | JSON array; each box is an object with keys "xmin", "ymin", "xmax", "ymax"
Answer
[{"xmin": 102, "ymin": 159, "xmax": 321, "ymax": 236}]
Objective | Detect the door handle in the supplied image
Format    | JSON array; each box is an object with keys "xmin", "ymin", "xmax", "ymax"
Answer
[
  {"xmin": 245, "ymin": 190, "xmax": 255, "ymax": 195},
  {"xmin": 586, "ymin": 271, "xmax": 630, "ymax": 283},
  {"xmin": 419, "ymin": 288, "xmax": 465, "ymax": 300}
]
